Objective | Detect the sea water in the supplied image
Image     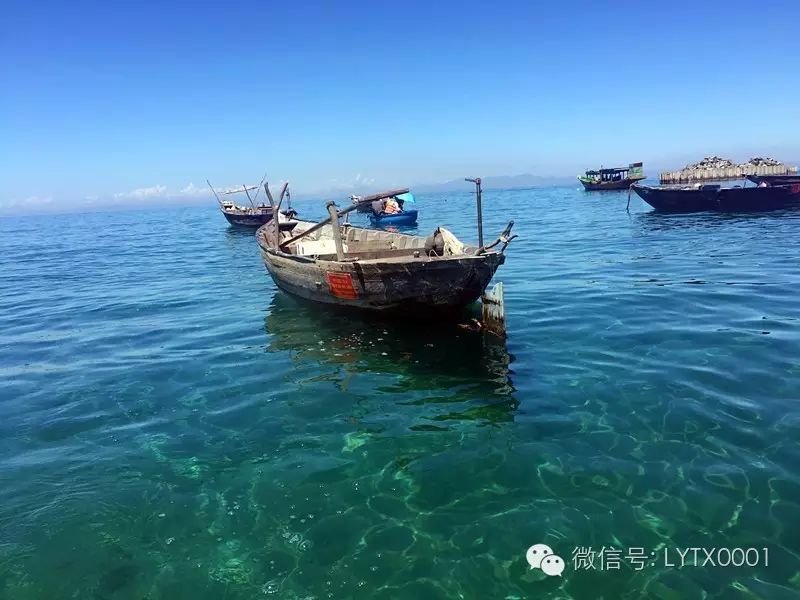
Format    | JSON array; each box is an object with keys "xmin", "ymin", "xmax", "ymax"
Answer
[{"xmin": 1, "ymin": 187, "xmax": 799, "ymax": 598}]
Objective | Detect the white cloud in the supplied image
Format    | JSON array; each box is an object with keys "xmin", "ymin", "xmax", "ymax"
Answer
[
  {"xmin": 219, "ymin": 184, "xmax": 259, "ymax": 194},
  {"xmin": 353, "ymin": 173, "xmax": 375, "ymax": 186},
  {"xmin": 179, "ymin": 182, "xmax": 205, "ymax": 196},
  {"xmin": 1, "ymin": 195, "xmax": 54, "ymax": 209},
  {"xmin": 321, "ymin": 174, "xmax": 376, "ymax": 194},
  {"xmin": 114, "ymin": 185, "xmax": 167, "ymax": 199},
  {"xmin": 111, "ymin": 182, "xmax": 247, "ymax": 201}
]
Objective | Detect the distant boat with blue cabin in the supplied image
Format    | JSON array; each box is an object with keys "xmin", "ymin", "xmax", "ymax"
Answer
[{"xmin": 579, "ymin": 162, "xmax": 646, "ymax": 191}]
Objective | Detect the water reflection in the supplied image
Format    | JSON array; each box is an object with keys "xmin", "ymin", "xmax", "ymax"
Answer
[
  {"xmin": 224, "ymin": 226, "xmax": 257, "ymax": 239},
  {"xmin": 263, "ymin": 294, "xmax": 517, "ymax": 423},
  {"xmin": 347, "ymin": 214, "xmax": 420, "ymax": 234},
  {"xmin": 634, "ymin": 209, "xmax": 800, "ymax": 232}
]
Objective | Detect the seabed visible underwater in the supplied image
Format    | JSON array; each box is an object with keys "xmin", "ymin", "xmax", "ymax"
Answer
[{"xmin": 1, "ymin": 187, "xmax": 799, "ymax": 599}]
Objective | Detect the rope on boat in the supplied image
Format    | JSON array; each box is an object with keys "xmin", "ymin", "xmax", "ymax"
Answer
[{"xmin": 250, "ymin": 171, "xmax": 269, "ymax": 204}]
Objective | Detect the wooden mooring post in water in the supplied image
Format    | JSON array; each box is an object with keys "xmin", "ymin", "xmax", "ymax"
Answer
[
  {"xmin": 464, "ymin": 177, "xmax": 510, "ymax": 338},
  {"xmin": 481, "ymin": 282, "xmax": 505, "ymax": 338}
]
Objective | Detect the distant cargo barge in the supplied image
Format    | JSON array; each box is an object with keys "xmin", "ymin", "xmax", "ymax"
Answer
[
  {"xmin": 632, "ymin": 182, "xmax": 800, "ymax": 213},
  {"xmin": 660, "ymin": 163, "xmax": 797, "ymax": 185}
]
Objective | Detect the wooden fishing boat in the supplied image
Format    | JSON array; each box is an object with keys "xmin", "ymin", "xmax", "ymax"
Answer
[
  {"xmin": 256, "ymin": 183, "xmax": 515, "ymax": 319},
  {"xmin": 220, "ymin": 201, "xmax": 276, "ymax": 227},
  {"xmin": 579, "ymin": 162, "xmax": 645, "ymax": 191},
  {"xmin": 207, "ymin": 179, "xmax": 298, "ymax": 228},
  {"xmin": 631, "ymin": 182, "xmax": 800, "ymax": 213}
]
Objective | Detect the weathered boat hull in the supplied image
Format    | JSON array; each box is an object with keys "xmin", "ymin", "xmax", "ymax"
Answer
[
  {"xmin": 222, "ymin": 212, "xmax": 272, "ymax": 227},
  {"xmin": 259, "ymin": 247, "xmax": 503, "ymax": 317},
  {"xmin": 369, "ymin": 210, "xmax": 418, "ymax": 227},
  {"xmin": 579, "ymin": 176, "xmax": 645, "ymax": 191},
  {"xmin": 222, "ymin": 209, "xmax": 300, "ymax": 228},
  {"xmin": 632, "ymin": 183, "xmax": 800, "ymax": 213},
  {"xmin": 256, "ymin": 216, "xmax": 507, "ymax": 318}
]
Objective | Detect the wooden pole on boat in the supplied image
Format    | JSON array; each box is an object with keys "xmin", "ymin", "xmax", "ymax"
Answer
[
  {"xmin": 272, "ymin": 182, "xmax": 289, "ymax": 223},
  {"xmin": 206, "ymin": 180, "xmax": 222, "ymax": 205},
  {"xmin": 326, "ymin": 202, "xmax": 345, "ymax": 261},
  {"xmin": 277, "ymin": 182, "xmax": 289, "ymax": 207},
  {"xmin": 263, "ymin": 183, "xmax": 287, "ymax": 250},
  {"xmin": 264, "ymin": 182, "xmax": 275, "ymax": 208},
  {"xmin": 279, "ymin": 200, "xmax": 365, "ymax": 250},
  {"xmin": 272, "ymin": 186, "xmax": 286, "ymax": 216},
  {"xmin": 251, "ymin": 171, "xmax": 268, "ymax": 204},
  {"xmin": 465, "ymin": 177, "xmax": 484, "ymax": 247},
  {"xmin": 243, "ymin": 185, "xmax": 255, "ymax": 208}
]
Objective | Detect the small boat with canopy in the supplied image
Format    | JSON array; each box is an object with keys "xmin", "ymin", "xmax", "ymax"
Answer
[
  {"xmin": 351, "ymin": 188, "xmax": 418, "ymax": 226},
  {"xmin": 579, "ymin": 162, "xmax": 646, "ymax": 191}
]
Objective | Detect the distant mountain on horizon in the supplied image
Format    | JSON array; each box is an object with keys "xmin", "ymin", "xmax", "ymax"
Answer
[
  {"xmin": 290, "ymin": 157, "xmax": 800, "ymax": 201},
  {"xmin": 290, "ymin": 172, "xmax": 578, "ymax": 201},
  {"xmin": 411, "ymin": 173, "xmax": 576, "ymax": 193}
]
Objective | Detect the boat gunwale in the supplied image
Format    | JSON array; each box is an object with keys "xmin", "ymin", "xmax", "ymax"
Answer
[
  {"xmin": 631, "ymin": 182, "xmax": 800, "ymax": 192},
  {"xmin": 220, "ymin": 205, "xmax": 273, "ymax": 216},
  {"xmin": 578, "ymin": 174, "xmax": 646, "ymax": 182},
  {"xmin": 257, "ymin": 239, "xmax": 495, "ymax": 267},
  {"xmin": 255, "ymin": 222, "xmax": 496, "ymax": 267}
]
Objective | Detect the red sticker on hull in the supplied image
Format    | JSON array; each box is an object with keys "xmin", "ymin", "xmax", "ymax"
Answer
[{"xmin": 326, "ymin": 272, "xmax": 358, "ymax": 299}]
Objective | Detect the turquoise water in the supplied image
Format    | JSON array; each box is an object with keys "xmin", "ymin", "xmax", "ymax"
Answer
[{"xmin": 2, "ymin": 187, "xmax": 799, "ymax": 599}]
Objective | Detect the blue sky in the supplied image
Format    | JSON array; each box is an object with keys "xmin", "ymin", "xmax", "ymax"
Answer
[{"xmin": 2, "ymin": 0, "xmax": 798, "ymax": 213}]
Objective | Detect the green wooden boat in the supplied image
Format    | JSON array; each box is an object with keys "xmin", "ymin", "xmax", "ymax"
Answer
[{"xmin": 579, "ymin": 162, "xmax": 645, "ymax": 190}]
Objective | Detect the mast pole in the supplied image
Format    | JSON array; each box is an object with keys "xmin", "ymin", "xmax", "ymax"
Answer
[
  {"xmin": 206, "ymin": 179, "xmax": 222, "ymax": 205},
  {"xmin": 243, "ymin": 185, "xmax": 255, "ymax": 208},
  {"xmin": 251, "ymin": 171, "xmax": 268, "ymax": 204},
  {"xmin": 465, "ymin": 177, "xmax": 484, "ymax": 247}
]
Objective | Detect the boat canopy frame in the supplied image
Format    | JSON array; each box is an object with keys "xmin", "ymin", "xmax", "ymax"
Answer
[{"xmin": 582, "ymin": 162, "xmax": 644, "ymax": 182}]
